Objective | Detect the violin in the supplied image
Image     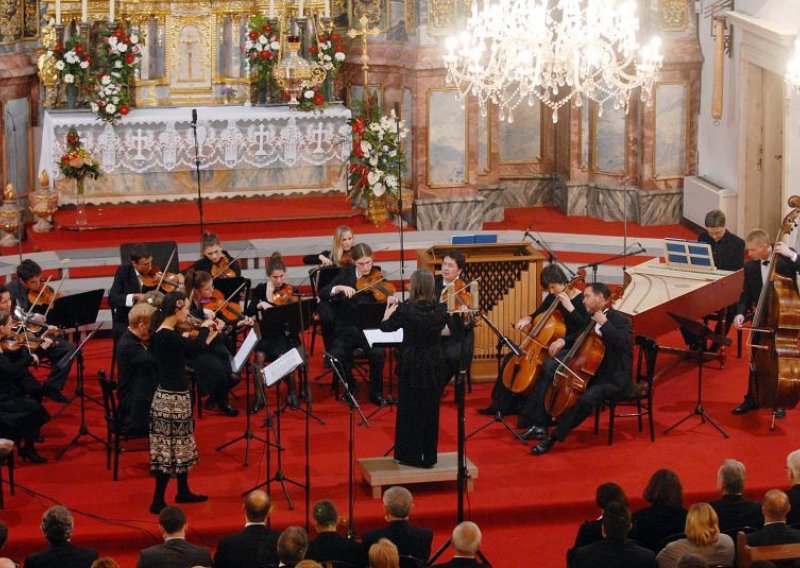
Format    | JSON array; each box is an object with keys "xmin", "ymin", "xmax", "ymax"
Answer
[
  {"xmin": 356, "ymin": 268, "xmax": 397, "ymax": 303},
  {"xmin": 339, "ymin": 250, "xmax": 354, "ymax": 267},
  {"xmin": 270, "ymin": 283, "xmax": 299, "ymax": 306},
  {"xmin": 1, "ymin": 330, "xmax": 42, "ymax": 353},
  {"xmin": 200, "ymin": 289, "xmax": 246, "ymax": 324},
  {"xmin": 176, "ymin": 312, "xmax": 217, "ymax": 338},
  {"xmin": 27, "ymin": 284, "xmax": 63, "ymax": 308},
  {"xmin": 140, "ymin": 264, "xmax": 184, "ymax": 293},
  {"xmin": 440, "ymin": 278, "xmax": 472, "ymax": 310},
  {"xmin": 211, "ymin": 257, "xmax": 237, "ymax": 279}
]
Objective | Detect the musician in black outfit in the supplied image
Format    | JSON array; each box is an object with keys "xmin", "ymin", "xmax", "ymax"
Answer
[
  {"xmin": 108, "ymin": 244, "xmax": 157, "ymax": 339},
  {"xmin": 320, "ymin": 243, "xmax": 393, "ymax": 405},
  {"xmin": 435, "ymin": 250, "xmax": 475, "ymax": 391},
  {"xmin": 731, "ymin": 228, "xmax": 800, "ymax": 415},
  {"xmin": 7, "ymin": 260, "xmax": 75, "ymax": 403},
  {"xmin": 115, "ymin": 303, "xmax": 159, "ymax": 435},
  {"xmin": 191, "ymin": 232, "xmax": 242, "ymax": 277},
  {"xmin": 531, "ymin": 282, "xmax": 633, "ymax": 455},
  {"xmin": 381, "ymin": 269, "xmax": 448, "ymax": 468}
]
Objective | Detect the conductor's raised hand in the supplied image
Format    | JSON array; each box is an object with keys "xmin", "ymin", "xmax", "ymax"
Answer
[{"xmin": 382, "ymin": 302, "xmax": 399, "ymax": 321}]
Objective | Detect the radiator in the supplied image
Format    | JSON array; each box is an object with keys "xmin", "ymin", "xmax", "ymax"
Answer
[{"xmin": 682, "ymin": 175, "xmax": 738, "ymax": 233}]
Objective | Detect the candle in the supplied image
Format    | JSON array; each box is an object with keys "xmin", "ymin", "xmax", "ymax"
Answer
[
  {"xmin": 55, "ymin": 0, "xmax": 61, "ymax": 24},
  {"xmin": 269, "ymin": 0, "xmax": 275, "ymax": 18},
  {"xmin": 298, "ymin": 0, "xmax": 304, "ymax": 18},
  {"xmin": 81, "ymin": 0, "xmax": 87, "ymax": 22},
  {"xmin": 324, "ymin": 0, "xmax": 330, "ymax": 18},
  {"xmin": 109, "ymin": 0, "xmax": 114, "ymax": 21}
]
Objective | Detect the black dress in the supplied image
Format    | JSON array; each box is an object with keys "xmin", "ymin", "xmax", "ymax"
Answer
[
  {"xmin": 191, "ymin": 251, "xmax": 242, "ymax": 277},
  {"xmin": 0, "ymin": 350, "xmax": 50, "ymax": 442},
  {"xmin": 380, "ymin": 300, "xmax": 448, "ymax": 467}
]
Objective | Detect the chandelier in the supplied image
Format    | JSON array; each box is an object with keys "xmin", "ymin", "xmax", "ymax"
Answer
[
  {"xmin": 787, "ymin": 38, "xmax": 800, "ymax": 93},
  {"xmin": 443, "ymin": 0, "xmax": 663, "ymax": 123}
]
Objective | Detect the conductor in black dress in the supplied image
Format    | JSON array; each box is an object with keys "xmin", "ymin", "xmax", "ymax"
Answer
[
  {"xmin": 380, "ymin": 269, "xmax": 448, "ymax": 468},
  {"xmin": 731, "ymin": 228, "xmax": 800, "ymax": 415}
]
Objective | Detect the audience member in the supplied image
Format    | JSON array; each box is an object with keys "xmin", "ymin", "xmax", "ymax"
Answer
[
  {"xmin": 630, "ymin": 469, "xmax": 689, "ymax": 551},
  {"xmin": 214, "ymin": 490, "xmax": 280, "ymax": 568},
  {"xmin": 294, "ymin": 562, "xmax": 324, "ymax": 568},
  {"xmin": 676, "ymin": 553, "xmax": 708, "ymax": 568},
  {"xmin": 135, "ymin": 506, "xmax": 212, "ymax": 568},
  {"xmin": 655, "ymin": 503, "xmax": 734, "ymax": 568},
  {"xmin": 0, "ymin": 520, "xmax": 14, "ymax": 568},
  {"xmin": 278, "ymin": 526, "xmax": 309, "ymax": 568},
  {"xmin": 0, "ymin": 559, "xmax": 15, "ymax": 568},
  {"xmin": 24, "ymin": 506, "xmax": 99, "ymax": 568},
  {"xmin": 305, "ymin": 499, "xmax": 365, "ymax": 567},
  {"xmin": 368, "ymin": 539, "xmax": 399, "ymax": 568},
  {"xmin": 363, "ymin": 486, "xmax": 433, "ymax": 563},
  {"xmin": 570, "ymin": 502, "xmax": 657, "ymax": 568},
  {"xmin": 90, "ymin": 559, "xmax": 119, "ymax": 568},
  {"xmin": 786, "ymin": 450, "xmax": 800, "ymax": 526},
  {"xmin": 433, "ymin": 521, "xmax": 487, "ymax": 567},
  {"xmin": 567, "ymin": 482, "xmax": 628, "ymax": 564},
  {"xmin": 710, "ymin": 458, "xmax": 763, "ymax": 530},
  {"xmin": 747, "ymin": 489, "xmax": 800, "ymax": 546}
]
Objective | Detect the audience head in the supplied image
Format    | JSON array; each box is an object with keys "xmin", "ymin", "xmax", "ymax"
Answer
[
  {"xmin": 677, "ymin": 553, "xmax": 710, "ymax": 568},
  {"xmin": 0, "ymin": 560, "xmax": 15, "ymax": 568},
  {"xmin": 158, "ymin": 506, "xmax": 187, "ymax": 537},
  {"xmin": 90, "ymin": 558, "xmax": 120, "ymax": 568},
  {"xmin": 749, "ymin": 562, "xmax": 778, "ymax": 568},
  {"xmin": 244, "ymin": 490, "xmax": 271, "ymax": 523},
  {"xmin": 786, "ymin": 449, "xmax": 800, "ymax": 484},
  {"xmin": 312, "ymin": 499, "xmax": 339, "ymax": 532},
  {"xmin": 383, "ymin": 486, "xmax": 413, "ymax": 520},
  {"xmin": 596, "ymin": 482, "xmax": 627, "ymax": 510},
  {"xmin": 762, "ymin": 489, "xmax": 791, "ymax": 523},
  {"xmin": 452, "ymin": 521, "xmax": 481, "ymax": 557},
  {"xmin": 277, "ymin": 526, "xmax": 308, "ymax": 567},
  {"xmin": 601, "ymin": 502, "xmax": 631, "ymax": 542},
  {"xmin": 294, "ymin": 562, "xmax": 323, "ymax": 568},
  {"xmin": 409, "ymin": 269, "xmax": 436, "ymax": 303},
  {"xmin": 684, "ymin": 503, "xmax": 720, "ymax": 547},
  {"xmin": 41, "ymin": 505, "xmax": 74, "ymax": 544},
  {"xmin": 643, "ymin": 468, "xmax": 684, "ymax": 509},
  {"xmin": 717, "ymin": 459, "xmax": 747, "ymax": 495},
  {"xmin": 369, "ymin": 538, "xmax": 399, "ymax": 568}
]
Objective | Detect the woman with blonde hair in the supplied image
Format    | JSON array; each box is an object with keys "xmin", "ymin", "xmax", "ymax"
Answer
[
  {"xmin": 656, "ymin": 503, "xmax": 734, "ymax": 567},
  {"xmin": 369, "ymin": 538, "xmax": 399, "ymax": 568}
]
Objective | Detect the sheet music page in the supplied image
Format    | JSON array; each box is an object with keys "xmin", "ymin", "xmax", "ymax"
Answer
[
  {"xmin": 364, "ymin": 329, "xmax": 404, "ymax": 347},
  {"xmin": 262, "ymin": 348, "xmax": 304, "ymax": 387},
  {"xmin": 232, "ymin": 328, "xmax": 259, "ymax": 373}
]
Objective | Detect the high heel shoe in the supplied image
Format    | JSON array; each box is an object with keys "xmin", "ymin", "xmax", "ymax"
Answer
[{"xmin": 18, "ymin": 445, "xmax": 47, "ymax": 463}]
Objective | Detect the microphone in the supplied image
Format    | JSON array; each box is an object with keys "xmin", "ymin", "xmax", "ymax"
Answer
[
  {"xmin": 522, "ymin": 226, "xmax": 533, "ymax": 241},
  {"xmin": 191, "ymin": 108, "xmax": 197, "ymax": 125},
  {"xmin": 393, "ymin": 102, "xmax": 401, "ymax": 118}
]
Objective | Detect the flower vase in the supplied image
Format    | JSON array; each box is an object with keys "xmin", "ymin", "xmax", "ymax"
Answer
[
  {"xmin": 75, "ymin": 177, "xmax": 87, "ymax": 226},
  {"xmin": 257, "ymin": 78, "xmax": 270, "ymax": 104},
  {"xmin": 365, "ymin": 192, "xmax": 388, "ymax": 225},
  {"xmin": 65, "ymin": 84, "xmax": 79, "ymax": 109}
]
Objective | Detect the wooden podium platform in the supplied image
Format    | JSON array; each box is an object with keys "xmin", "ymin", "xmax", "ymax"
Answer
[{"xmin": 358, "ymin": 452, "xmax": 478, "ymax": 498}]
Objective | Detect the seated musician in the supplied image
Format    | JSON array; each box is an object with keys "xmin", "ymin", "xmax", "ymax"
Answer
[
  {"xmin": 434, "ymin": 249, "xmax": 475, "ymax": 391},
  {"xmin": 483, "ymin": 265, "xmax": 588, "ymax": 428},
  {"xmin": 320, "ymin": 243, "xmax": 395, "ymax": 405},
  {"xmin": 6, "ymin": 260, "xmax": 75, "ymax": 403},
  {"xmin": 0, "ymin": 285, "xmax": 45, "ymax": 402},
  {"xmin": 528, "ymin": 282, "xmax": 633, "ymax": 455},
  {"xmin": 116, "ymin": 303, "xmax": 159, "ymax": 435},
  {"xmin": 184, "ymin": 269, "xmax": 245, "ymax": 417},
  {"xmin": 698, "ymin": 210, "xmax": 745, "ymax": 342},
  {"xmin": 109, "ymin": 244, "xmax": 156, "ymax": 340},
  {"xmin": 247, "ymin": 253, "xmax": 301, "ymax": 413},
  {"xmin": 0, "ymin": 309, "xmax": 51, "ymax": 463},
  {"xmin": 192, "ymin": 232, "xmax": 242, "ymax": 278},
  {"xmin": 731, "ymin": 228, "xmax": 800, "ymax": 415}
]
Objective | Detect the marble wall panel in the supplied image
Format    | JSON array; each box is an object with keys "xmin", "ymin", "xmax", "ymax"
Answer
[
  {"xmin": 556, "ymin": 183, "xmax": 682, "ymax": 225},
  {"xmin": 478, "ymin": 186, "xmax": 505, "ymax": 223},
  {"xmin": 414, "ymin": 195, "xmax": 485, "ymax": 231},
  {"xmin": 638, "ymin": 188, "xmax": 683, "ymax": 225}
]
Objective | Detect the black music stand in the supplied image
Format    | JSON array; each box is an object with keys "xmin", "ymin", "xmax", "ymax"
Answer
[
  {"xmin": 663, "ymin": 311, "xmax": 731, "ymax": 439},
  {"xmin": 355, "ymin": 302, "xmax": 398, "ymax": 424},
  {"xmin": 259, "ymin": 299, "xmax": 324, "ymax": 425}
]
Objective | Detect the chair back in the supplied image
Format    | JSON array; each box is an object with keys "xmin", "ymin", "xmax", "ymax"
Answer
[
  {"xmin": 98, "ymin": 369, "xmax": 118, "ymax": 427},
  {"xmin": 736, "ymin": 530, "xmax": 800, "ymax": 567},
  {"xmin": 653, "ymin": 531, "xmax": 686, "ymax": 553},
  {"xmin": 119, "ymin": 241, "xmax": 180, "ymax": 274},
  {"xmin": 635, "ymin": 335, "xmax": 659, "ymax": 388}
]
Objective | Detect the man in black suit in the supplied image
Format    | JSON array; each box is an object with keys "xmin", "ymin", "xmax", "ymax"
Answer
[
  {"xmin": 710, "ymin": 459, "xmax": 764, "ymax": 530},
  {"xmin": 7, "ymin": 261, "xmax": 75, "ymax": 403},
  {"xmin": 363, "ymin": 486, "xmax": 433, "ymax": 563},
  {"xmin": 24, "ymin": 506, "xmax": 98, "ymax": 568},
  {"xmin": 214, "ymin": 490, "xmax": 281, "ymax": 568},
  {"xmin": 747, "ymin": 489, "xmax": 800, "ymax": 546},
  {"xmin": 433, "ymin": 521, "xmax": 487, "ymax": 567},
  {"xmin": 277, "ymin": 526, "xmax": 308, "ymax": 567},
  {"xmin": 787, "ymin": 450, "xmax": 800, "ymax": 526},
  {"xmin": 731, "ymin": 229, "xmax": 800, "ymax": 415},
  {"xmin": 115, "ymin": 303, "xmax": 159, "ymax": 435},
  {"xmin": 570, "ymin": 502, "xmax": 657, "ymax": 568},
  {"xmin": 108, "ymin": 244, "xmax": 154, "ymax": 340},
  {"xmin": 136, "ymin": 506, "xmax": 212, "ymax": 568},
  {"xmin": 531, "ymin": 282, "xmax": 633, "ymax": 455},
  {"xmin": 434, "ymin": 249, "xmax": 475, "ymax": 392},
  {"xmin": 306, "ymin": 499, "xmax": 365, "ymax": 567}
]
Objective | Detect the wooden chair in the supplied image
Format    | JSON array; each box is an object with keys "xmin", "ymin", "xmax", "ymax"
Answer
[
  {"xmin": 0, "ymin": 440, "xmax": 15, "ymax": 509},
  {"xmin": 594, "ymin": 335, "xmax": 658, "ymax": 445},
  {"xmin": 736, "ymin": 530, "xmax": 800, "ymax": 567},
  {"xmin": 98, "ymin": 370, "xmax": 149, "ymax": 481}
]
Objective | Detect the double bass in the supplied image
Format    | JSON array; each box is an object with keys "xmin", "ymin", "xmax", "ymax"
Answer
[{"xmin": 749, "ymin": 196, "xmax": 800, "ymax": 409}]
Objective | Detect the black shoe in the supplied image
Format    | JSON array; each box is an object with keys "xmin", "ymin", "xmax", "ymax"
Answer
[
  {"xmin": 287, "ymin": 393, "xmax": 300, "ymax": 410},
  {"xmin": 43, "ymin": 386, "xmax": 69, "ymax": 403},
  {"xmin": 517, "ymin": 416, "xmax": 532, "ymax": 430},
  {"xmin": 531, "ymin": 436, "xmax": 556, "ymax": 456},
  {"xmin": 18, "ymin": 445, "xmax": 47, "ymax": 463},
  {"xmin": 205, "ymin": 398, "xmax": 216, "ymax": 411},
  {"xmin": 175, "ymin": 492, "xmax": 208, "ymax": 504},
  {"xmin": 520, "ymin": 425, "xmax": 548, "ymax": 441},
  {"xmin": 774, "ymin": 408, "xmax": 787, "ymax": 419},
  {"xmin": 218, "ymin": 402, "xmax": 239, "ymax": 417},
  {"xmin": 477, "ymin": 405, "xmax": 498, "ymax": 416},
  {"xmin": 369, "ymin": 393, "xmax": 387, "ymax": 406},
  {"xmin": 248, "ymin": 400, "xmax": 265, "ymax": 414},
  {"xmin": 732, "ymin": 399, "xmax": 758, "ymax": 415},
  {"xmin": 149, "ymin": 500, "xmax": 167, "ymax": 515}
]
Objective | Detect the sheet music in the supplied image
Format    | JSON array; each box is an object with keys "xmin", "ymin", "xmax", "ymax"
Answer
[
  {"xmin": 364, "ymin": 329, "xmax": 403, "ymax": 347},
  {"xmin": 232, "ymin": 328, "xmax": 259, "ymax": 373},
  {"xmin": 262, "ymin": 348, "xmax": 304, "ymax": 387}
]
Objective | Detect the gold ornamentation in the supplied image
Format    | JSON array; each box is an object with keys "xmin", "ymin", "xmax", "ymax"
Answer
[
  {"xmin": 404, "ymin": 0, "xmax": 415, "ymax": 35},
  {"xmin": 0, "ymin": 0, "xmax": 22, "ymax": 44},
  {"xmin": 3, "ymin": 183, "xmax": 13, "ymax": 202},
  {"xmin": 426, "ymin": 0, "xmax": 470, "ymax": 37},
  {"xmin": 660, "ymin": 0, "xmax": 688, "ymax": 31},
  {"xmin": 30, "ymin": 171, "xmax": 59, "ymax": 233},
  {"xmin": 350, "ymin": 0, "xmax": 386, "ymax": 32}
]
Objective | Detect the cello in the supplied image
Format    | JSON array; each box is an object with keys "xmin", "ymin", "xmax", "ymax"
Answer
[
  {"xmin": 748, "ymin": 195, "xmax": 800, "ymax": 409},
  {"xmin": 501, "ymin": 271, "xmax": 585, "ymax": 395}
]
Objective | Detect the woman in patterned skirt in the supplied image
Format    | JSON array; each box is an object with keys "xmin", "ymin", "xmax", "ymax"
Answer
[{"xmin": 147, "ymin": 291, "xmax": 221, "ymax": 514}]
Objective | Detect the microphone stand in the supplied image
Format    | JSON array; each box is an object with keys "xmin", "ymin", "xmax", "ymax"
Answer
[
  {"xmin": 190, "ymin": 109, "xmax": 204, "ymax": 234},
  {"xmin": 523, "ymin": 230, "xmax": 575, "ymax": 277},
  {"xmin": 394, "ymin": 102, "xmax": 407, "ymax": 301},
  {"xmin": 578, "ymin": 246, "xmax": 646, "ymax": 284}
]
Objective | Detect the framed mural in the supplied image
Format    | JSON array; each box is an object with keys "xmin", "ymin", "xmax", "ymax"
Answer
[
  {"xmin": 348, "ymin": 0, "xmax": 389, "ymax": 32},
  {"xmin": 427, "ymin": 89, "xmax": 467, "ymax": 187},
  {"xmin": 499, "ymin": 101, "xmax": 541, "ymax": 164},
  {"xmin": 592, "ymin": 101, "xmax": 626, "ymax": 175},
  {"xmin": 654, "ymin": 82, "xmax": 688, "ymax": 180}
]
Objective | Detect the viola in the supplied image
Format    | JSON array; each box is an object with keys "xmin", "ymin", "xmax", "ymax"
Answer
[
  {"xmin": 270, "ymin": 283, "xmax": 299, "ymax": 306},
  {"xmin": 199, "ymin": 289, "xmax": 246, "ymax": 324},
  {"xmin": 356, "ymin": 268, "xmax": 397, "ymax": 303},
  {"xmin": 140, "ymin": 264, "xmax": 184, "ymax": 293},
  {"xmin": 211, "ymin": 257, "xmax": 237, "ymax": 279}
]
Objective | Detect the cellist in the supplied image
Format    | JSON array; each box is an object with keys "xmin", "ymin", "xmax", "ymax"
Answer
[
  {"xmin": 731, "ymin": 229, "xmax": 800, "ymax": 416},
  {"xmin": 529, "ymin": 282, "xmax": 632, "ymax": 456}
]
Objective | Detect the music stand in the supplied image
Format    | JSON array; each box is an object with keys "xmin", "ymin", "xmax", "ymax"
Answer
[
  {"xmin": 258, "ymin": 299, "xmax": 324, "ymax": 425},
  {"xmin": 663, "ymin": 311, "xmax": 731, "ymax": 439},
  {"xmin": 356, "ymin": 302, "xmax": 398, "ymax": 424}
]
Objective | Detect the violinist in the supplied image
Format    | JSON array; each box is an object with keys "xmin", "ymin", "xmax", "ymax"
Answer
[
  {"xmin": 480, "ymin": 265, "xmax": 589, "ymax": 423},
  {"xmin": 115, "ymin": 303, "xmax": 159, "ymax": 435},
  {"xmin": 0, "ymin": 309, "xmax": 51, "ymax": 463},
  {"xmin": 320, "ymin": 243, "xmax": 393, "ymax": 405},
  {"xmin": 0, "ymin": 285, "xmax": 46, "ymax": 402},
  {"xmin": 731, "ymin": 229, "xmax": 800, "ymax": 416},
  {"xmin": 529, "ymin": 282, "xmax": 632, "ymax": 456},
  {"xmin": 6, "ymin": 261, "xmax": 75, "ymax": 403},
  {"xmin": 247, "ymin": 253, "xmax": 301, "ymax": 412},
  {"xmin": 434, "ymin": 250, "xmax": 474, "ymax": 391},
  {"xmin": 192, "ymin": 232, "xmax": 242, "ymax": 279},
  {"xmin": 109, "ymin": 244, "xmax": 156, "ymax": 339}
]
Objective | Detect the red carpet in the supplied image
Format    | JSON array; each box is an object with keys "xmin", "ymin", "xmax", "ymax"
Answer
[{"xmin": 3, "ymin": 333, "xmax": 798, "ymax": 567}]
